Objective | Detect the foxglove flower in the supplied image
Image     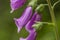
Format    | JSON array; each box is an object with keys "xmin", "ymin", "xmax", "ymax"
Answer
[
  {"xmin": 10, "ymin": 0, "xmax": 26, "ymax": 13},
  {"xmin": 14, "ymin": 6, "xmax": 32, "ymax": 33},
  {"xmin": 20, "ymin": 31, "xmax": 36, "ymax": 40},
  {"xmin": 20, "ymin": 12, "xmax": 41, "ymax": 40},
  {"xmin": 25, "ymin": 12, "xmax": 41, "ymax": 33}
]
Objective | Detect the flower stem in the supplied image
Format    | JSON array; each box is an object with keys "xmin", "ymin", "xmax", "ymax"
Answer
[
  {"xmin": 46, "ymin": 0, "xmax": 59, "ymax": 40},
  {"xmin": 36, "ymin": 22, "xmax": 54, "ymax": 25},
  {"xmin": 35, "ymin": 4, "xmax": 48, "ymax": 11},
  {"xmin": 52, "ymin": 0, "xmax": 60, "ymax": 9}
]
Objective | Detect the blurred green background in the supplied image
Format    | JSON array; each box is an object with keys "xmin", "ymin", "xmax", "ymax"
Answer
[{"xmin": 0, "ymin": 0, "xmax": 60, "ymax": 40}]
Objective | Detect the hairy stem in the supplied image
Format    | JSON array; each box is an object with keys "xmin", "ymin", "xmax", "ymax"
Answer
[{"xmin": 46, "ymin": 0, "xmax": 59, "ymax": 40}]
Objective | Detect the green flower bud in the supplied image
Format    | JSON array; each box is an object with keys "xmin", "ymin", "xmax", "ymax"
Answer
[
  {"xmin": 32, "ymin": 22, "xmax": 54, "ymax": 31},
  {"xmin": 28, "ymin": 0, "xmax": 37, "ymax": 9},
  {"xmin": 32, "ymin": 22, "xmax": 43, "ymax": 30}
]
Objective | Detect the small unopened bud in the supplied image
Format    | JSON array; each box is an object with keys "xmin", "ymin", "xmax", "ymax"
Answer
[
  {"xmin": 32, "ymin": 21, "xmax": 54, "ymax": 31},
  {"xmin": 28, "ymin": 0, "xmax": 37, "ymax": 9},
  {"xmin": 32, "ymin": 22, "xmax": 43, "ymax": 30}
]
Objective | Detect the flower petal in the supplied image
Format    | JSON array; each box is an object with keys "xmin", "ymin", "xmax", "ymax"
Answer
[
  {"xmin": 14, "ymin": 6, "xmax": 32, "ymax": 33},
  {"xmin": 20, "ymin": 12, "xmax": 41, "ymax": 40},
  {"xmin": 10, "ymin": 0, "xmax": 26, "ymax": 13},
  {"xmin": 25, "ymin": 12, "xmax": 41, "ymax": 32},
  {"xmin": 20, "ymin": 31, "xmax": 36, "ymax": 40}
]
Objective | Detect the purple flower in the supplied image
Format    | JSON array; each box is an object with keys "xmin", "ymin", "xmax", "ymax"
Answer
[
  {"xmin": 20, "ymin": 31, "xmax": 36, "ymax": 40},
  {"xmin": 14, "ymin": 6, "xmax": 32, "ymax": 33},
  {"xmin": 25, "ymin": 12, "xmax": 41, "ymax": 33},
  {"xmin": 10, "ymin": 0, "xmax": 26, "ymax": 13},
  {"xmin": 19, "ymin": 12, "xmax": 41, "ymax": 40}
]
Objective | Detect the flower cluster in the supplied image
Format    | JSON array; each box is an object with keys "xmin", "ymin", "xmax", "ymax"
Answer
[{"xmin": 10, "ymin": 0, "xmax": 41, "ymax": 40}]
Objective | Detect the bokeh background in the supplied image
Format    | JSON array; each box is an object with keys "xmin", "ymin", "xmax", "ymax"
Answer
[{"xmin": 0, "ymin": 0, "xmax": 60, "ymax": 40}]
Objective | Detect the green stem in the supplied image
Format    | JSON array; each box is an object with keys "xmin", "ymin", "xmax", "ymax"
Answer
[
  {"xmin": 52, "ymin": 0, "xmax": 60, "ymax": 9},
  {"xmin": 36, "ymin": 22, "xmax": 54, "ymax": 25},
  {"xmin": 35, "ymin": 4, "xmax": 48, "ymax": 11},
  {"xmin": 46, "ymin": 0, "xmax": 59, "ymax": 40}
]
